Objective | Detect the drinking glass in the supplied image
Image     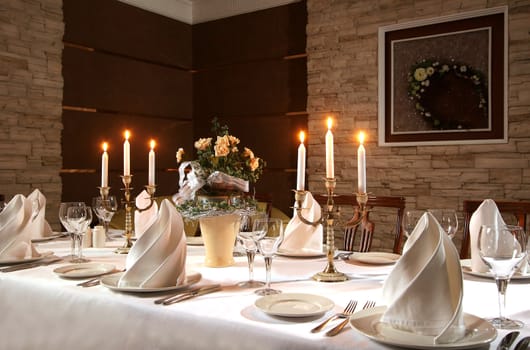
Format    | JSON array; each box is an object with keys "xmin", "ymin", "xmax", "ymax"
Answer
[
  {"xmin": 428, "ymin": 209, "xmax": 458, "ymax": 239},
  {"xmin": 237, "ymin": 212, "xmax": 267, "ymax": 288},
  {"xmin": 403, "ymin": 209, "xmax": 424, "ymax": 238},
  {"xmin": 254, "ymin": 218, "xmax": 284, "ymax": 296},
  {"xmin": 67, "ymin": 205, "xmax": 92, "ymax": 263},
  {"xmin": 92, "ymin": 196, "xmax": 118, "ymax": 239},
  {"xmin": 59, "ymin": 202, "xmax": 85, "ymax": 261},
  {"xmin": 478, "ymin": 224, "xmax": 527, "ymax": 329}
]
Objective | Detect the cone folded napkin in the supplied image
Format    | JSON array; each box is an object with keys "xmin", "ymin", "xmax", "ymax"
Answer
[
  {"xmin": 134, "ymin": 190, "xmax": 158, "ymax": 238},
  {"xmin": 279, "ymin": 192, "xmax": 323, "ymax": 254},
  {"xmin": 381, "ymin": 212, "xmax": 465, "ymax": 344},
  {"xmin": 119, "ymin": 199, "xmax": 187, "ymax": 288},
  {"xmin": 0, "ymin": 194, "xmax": 38, "ymax": 260},
  {"xmin": 26, "ymin": 189, "xmax": 53, "ymax": 239}
]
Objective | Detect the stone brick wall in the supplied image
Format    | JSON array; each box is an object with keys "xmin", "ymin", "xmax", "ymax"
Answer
[
  {"xmin": 0, "ymin": 0, "xmax": 63, "ymax": 228},
  {"xmin": 306, "ymin": 1, "xmax": 530, "ymax": 252}
]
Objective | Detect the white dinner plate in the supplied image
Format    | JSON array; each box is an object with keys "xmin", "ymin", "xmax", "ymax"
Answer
[
  {"xmin": 53, "ymin": 263, "xmax": 116, "ymax": 279},
  {"xmin": 348, "ymin": 252, "xmax": 400, "ymax": 265},
  {"xmin": 277, "ymin": 248, "xmax": 326, "ymax": 258},
  {"xmin": 31, "ymin": 232, "xmax": 69, "ymax": 243},
  {"xmin": 460, "ymin": 260, "xmax": 530, "ymax": 280},
  {"xmin": 186, "ymin": 236, "xmax": 204, "ymax": 246},
  {"xmin": 101, "ymin": 271, "xmax": 201, "ymax": 293},
  {"xmin": 255, "ymin": 293, "xmax": 334, "ymax": 317},
  {"xmin": 349, "ymin": 306, "xmax": 496, "ymax": 349}
]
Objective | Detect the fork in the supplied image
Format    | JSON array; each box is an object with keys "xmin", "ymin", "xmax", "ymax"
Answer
[
  {"xmin": 310, "ymin": 300, "xmax": 357, "ymax": 333},
  {"xmin": 325, "ymin": 300, "xmax": 376, "ymax": 337}
]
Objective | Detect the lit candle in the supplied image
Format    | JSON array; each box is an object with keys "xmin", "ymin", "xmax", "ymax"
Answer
[
  {"xmin": 101, "ymin": 142, "xmax": 108, "ymax": 187},
  {"xmin": 123, "ymin": 130, "xmax": 130, "ymax": 176},
  {"xmin": 325, "ymin": 117, "xmax": 334, "ymax": 179},
  {"xmin": 357, "ymin": 131, "xmax": 366, "ymax": 194},
  {"xmin": 296, "ymin": 131, "xmax": 306, "ymax": 191},
  {"xmin": 148, "ymin": 139, "xmax": 156, "ymax": 186}
]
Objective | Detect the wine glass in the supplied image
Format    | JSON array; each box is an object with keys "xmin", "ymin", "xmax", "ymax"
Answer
[
  {"xmin": 237, "ymin": 212, "xmax": 267, "ymax": 288},
  {"xmin": 92, "ymin": 196, "xmax": 118, "ymax": 239},
  {"xmin": 254, "ymin": 218, "xmax": 284, "ymax": 296},
  {"xmin": 67, "ymin": 205, "xmax": 92, "ymax": 263},
  {"xmin": 59, "ymin": 202, "xmax": 85, "ymax": 261},
  {"xmin": 428, "ymin": 209, "xmax": 458, "ymax": 239},
  {"xmin": 403, "ymin": 209, "xmax": 424, "ymax": 238},
  {"xmin": 478, "ymin": 224, "xmax": 527, "ymax": 329}
]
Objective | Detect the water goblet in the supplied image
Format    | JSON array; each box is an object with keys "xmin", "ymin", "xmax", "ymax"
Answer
[
  {"xmin": 403, "ymin": 209, "xmax": 424, "ymax": 238},
  {"xmin": 59, "ymin": 202, "xmax": 85, "ymax": 261},
  {"xmin": 254, "ymin": 217, "xmax": 284, "ymax": 296},
  {"xmin": 67, "ymin": 205, "xmax": 92, "ymax": 263},
  {"xmin": 92, "ymin": 196, "xmax": 118, "ymax": 239},
  {"xmin": 478, "ymin": 224, "xmax": 527, "ymax": 329},
  {"xmin": 428, "ymin": 208, "xmax": 458, "ymax": 239},
  {"xmin": 237, "ymin": 212, "xmax": 267, "ymax": 288}
]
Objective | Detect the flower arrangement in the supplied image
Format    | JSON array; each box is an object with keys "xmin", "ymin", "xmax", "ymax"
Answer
[{"xmin": 407, "ymin": 59, "xmax": 488, "ymax": 129}]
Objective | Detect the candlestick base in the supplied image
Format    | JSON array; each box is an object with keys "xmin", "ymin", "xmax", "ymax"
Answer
[{"xmin": 312, "ymin": 270, "xmax": 349, "ymax": 282}]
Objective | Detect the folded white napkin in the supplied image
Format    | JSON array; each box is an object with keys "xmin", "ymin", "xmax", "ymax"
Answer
[
  {"xmin": 280, "ymin": 192, "xmax": 323, "ymax": 253},
  {"xmin": 119, "ymin": 199, "xmax": 187, "ymax": 288},
  {"xmin": 469, "ymin": 199, "xmax": 505, "ymax": 273},
  {"xmin": 382, "ymin": 212, "xmax": 465, "ymax": 344},
  {"xmin": 134, "ymin": 190, "xmax": 158, "ymax": 238},
  {"xmin": 0, "ymin": 194, "xmax": 37, "ymax": 260},
  {"xmin": 26, "ymin": 189, "xmax": 53, "ymax": 239}
]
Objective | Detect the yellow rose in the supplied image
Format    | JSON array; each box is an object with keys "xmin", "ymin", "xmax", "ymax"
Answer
[
  {"xmin": 228, "ymin": 135, "xmax": 240, "ymax": 145},
  {"xmin": 194, "ymin": 138, "xmax": 212, "ymax": 151},
  {"xmin": 413, "ymin": 68, "xmax": 427, "ymax": 81},
  {"xmin": 214, "ymin": 136, "xmax": 230, "ymax": 157},
  {"xmin": 249, "ymin": 157, "xmax": 260, "ymax": 171},
  {"xmin": 176, "ymin": 148, "xmax": 185, "ymax": 163},
  {"xmin": 243, "ymin": 147, "xmax": 254, "ymax": 158}
]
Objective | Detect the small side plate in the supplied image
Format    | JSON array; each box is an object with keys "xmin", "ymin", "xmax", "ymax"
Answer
[
  {"xmin": 54, "ymin": 263, "xmax": 116, "ymax": 279},
  {"xmin": 255, "ymin": 293, "xmax": 334, "ymax": 317}
]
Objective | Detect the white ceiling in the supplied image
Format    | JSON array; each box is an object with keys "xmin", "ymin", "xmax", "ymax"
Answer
[{"xmin": 117, "ymin": 0, "xmax": 300, "ymax": 24}]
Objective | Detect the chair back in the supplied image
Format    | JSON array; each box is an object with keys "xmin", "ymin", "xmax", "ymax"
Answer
[
  {"xmin": 461, "ymin": 200, "xmax": 530, "ymax": 259},
  {"xmin": 314, "ymin": 194, "xmax": 406, "ymax": 253}
]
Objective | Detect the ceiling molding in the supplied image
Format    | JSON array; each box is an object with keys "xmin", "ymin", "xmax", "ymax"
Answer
[{"xmin": 117, "ymin": 0, "xmax": 300, "ymax": 24}]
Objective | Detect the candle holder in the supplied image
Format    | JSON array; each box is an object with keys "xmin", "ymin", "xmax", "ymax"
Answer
[{"xmin": 295, "ymin": 178, "xmax": 369, "ymax": 282}]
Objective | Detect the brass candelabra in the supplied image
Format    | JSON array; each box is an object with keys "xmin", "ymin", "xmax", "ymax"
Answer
[
  {"xmin": 294, "ymin": 178, "xmax": 369, "ymax": 282},
  {"xmin": 98, "ymin": 175, "xmax": 156, "ymax": 254}
]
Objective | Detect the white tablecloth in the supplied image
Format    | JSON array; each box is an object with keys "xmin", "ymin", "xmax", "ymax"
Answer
[{"xmin": 1, "ymin": 238, "xmax": 530, "ymax": 350}]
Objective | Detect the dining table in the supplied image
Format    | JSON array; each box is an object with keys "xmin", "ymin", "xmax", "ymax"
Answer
[{"xmin": 1, "ymin": 235, "xmax": 530, "ymax": 350}]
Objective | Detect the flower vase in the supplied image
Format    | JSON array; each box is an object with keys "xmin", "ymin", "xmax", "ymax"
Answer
[{"xmin": 199, "ymin": 214, "xmax": 241, "ymax": 267}]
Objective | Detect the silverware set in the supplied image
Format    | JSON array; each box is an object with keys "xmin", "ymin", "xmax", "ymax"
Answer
[
  {"xmin": 311, "ymin": 300, "xmax": 376, "ymax": 336},
  {"xmin": 0, "ymin": 256, "xmax": 62, "ymax": 273},
  {"xmin": 498, "ymin": 331, "xmax": 530, "ymax": 350},
  {"xmin": 76, "ymin": 269, "xmax": 125, "ymax": 287},
  {"xmin": 153, "ymin": 284, "xmax": 222, "ymax": 305}
]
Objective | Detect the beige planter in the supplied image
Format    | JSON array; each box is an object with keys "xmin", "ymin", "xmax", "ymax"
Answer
[{"xmin": 199, "ymin": 214, "xmax": 241, "ymax": 267}]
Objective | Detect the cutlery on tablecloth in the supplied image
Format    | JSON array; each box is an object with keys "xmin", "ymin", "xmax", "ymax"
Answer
[
  {"xmin": 76, "ymin": 269, "xmax": 126, "ymax": 287},
  {"xmin": 0, "ymin": 257, "xmax": 62, "ymax": 273},
  {"xmin": 158, "ymin": 284, "xmax": 222, "ymax": 305},
  {"xmin": 310, "ymin": 300, "xmax": 357, "ymax": 333},
  {"xmin": 497, "ymin": 331, "xmax": 519, "ymax": 350},
  {"xmin": 514, "ymin": 336, "xmax": 530, "ymax": 350},
  {"xmin": 325, "ymin": 300, "xmax": 376, "ymax": 337}
]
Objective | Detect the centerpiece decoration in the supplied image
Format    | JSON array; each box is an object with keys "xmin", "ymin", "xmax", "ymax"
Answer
[{"xmin": 173, "ymin": 118, "xmax": 266, "ymax": 267}]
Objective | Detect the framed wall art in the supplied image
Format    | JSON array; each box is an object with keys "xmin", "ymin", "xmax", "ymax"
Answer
[{"xmin": 377, "ymin": 7, "xmax": 507, "ymax": 146}]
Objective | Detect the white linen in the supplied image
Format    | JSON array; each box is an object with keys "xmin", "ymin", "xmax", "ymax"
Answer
[
  {"xmin": 119, "ymin": 199, "xmax": 186, "ymax": 288},
  {"xmin": 0, "ymin": 194, "xmax": 36, "ymax": 260},
  {"xmin": 280, "ymin": 192, "xmax": 323, "ymax": 253},
  {"xmin": 27, "ymin": 189, "xmax": 53, "ymax": 239},
  {"xmin": 134, "ymin": 189, "xmax": 158, "ymax": 238},
  {"xmin": 469, "ymin": 199, "xmax": 506, "ymax": 273},
  {"xmin": 382, "ymin": 212, "xmax": 465, "ymax": 344}
]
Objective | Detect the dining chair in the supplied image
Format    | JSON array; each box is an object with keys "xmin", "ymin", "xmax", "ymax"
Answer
[
  {"xmin": 314, "ymin": 194, "xmax": 406, "ymax": 253},
  {"xmin": 460, "ymin": 199, "xmax": 530, "ymax": 259}
]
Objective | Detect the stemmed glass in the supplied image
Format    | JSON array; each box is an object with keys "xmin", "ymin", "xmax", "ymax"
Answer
[
  {"xmin": 67, "ymin": 205, "xmax": 92, "ymax": 263},
  {"xmin": 237, "ymin": 212, "xmax": 267, "ymax": 288},
  {"xmin": 59, "ymin": 202, "xmax": 85, "ymax": 261},
  {"xmin": 92, "ymin": 196, "xmax": 118, "ymax": 239},
  {"xmin": 478, "ymin": 224, "xmax": 527, "ymax": 329},
  {"xmin": 428, "ymin": 209, "xmax": 458, "ymax": 239},
  {"xmin": 254, "ymin": 218, "xmax": 284, "ymax": 296},
  {"xmin": 403, "ymin": 209, "xmax": 424, "ymax": 238}
]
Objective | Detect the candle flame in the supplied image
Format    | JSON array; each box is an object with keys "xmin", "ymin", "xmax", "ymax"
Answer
[
  {"xmin": 150, "ymin": 139, "xmax": 156, "ymax": 150},
  {"xmin": 358, "ymin": 131, "xmax": 365, "ymax": 144},
  {"xmin": 327, "ymin": 117, "xmax": 333, "ymax": 130},
  {"xmin": 124, "ymin": 130, "xmax": 130, "ymax": 140},
  {"xmin": 299, "ymin": 131, "xmax": 305, "ymax": 143},
  {"xmin": 102, "ymin": 142, "xmax": 108, "ymax": 152}
]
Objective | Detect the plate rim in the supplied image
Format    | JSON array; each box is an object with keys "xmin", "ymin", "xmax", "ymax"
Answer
[
  {"xmin": 349, "ymin": 305, "xmax": 497, "ymax": 349},
  {"xmin": 254, "ymin": 292, "xmax": 335, "ymax": 317},
  {"xmin": 460, "ymin": 260, "xmax": 530, "ymax": 280},
  {"xmin": 276, "ymin": 248, "xmax": 326, "ymax": 258},
  {"xmin": 348, "ymin": 252, "xmax": 401, "ymax": 265},
  {"xmin": 100, "ymin": 270, "xmax": 201, "ymax": 292},
  {"xmin": 53, "ymin": 262, "xmax": 116, "ymax": 278}
]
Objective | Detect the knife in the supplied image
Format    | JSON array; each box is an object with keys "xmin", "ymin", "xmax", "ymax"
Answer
[
  {"xmin": 0, "ymin": 257, "xmax": 62, "ymax": 273},
  {"xmin": 497, "ymin": 331, "xmax": 519, "ymax": 350},
  {"xmin": 161, "ymin": 284, "xmax": 222, "ymax": 305}
]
